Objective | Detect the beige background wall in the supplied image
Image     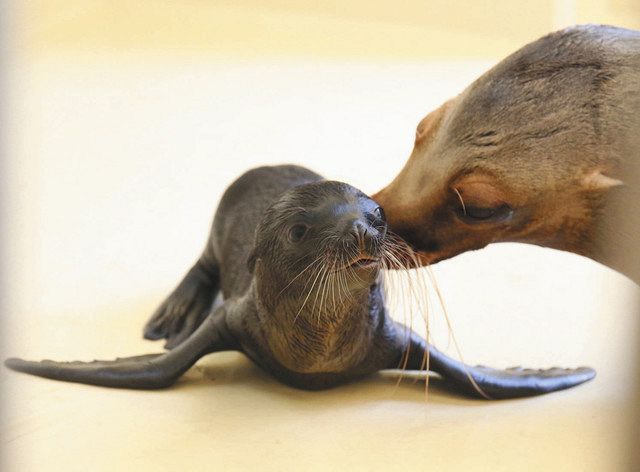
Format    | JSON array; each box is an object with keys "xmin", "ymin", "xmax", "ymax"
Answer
[
  {"xmin": 2, "ymin": 1, "xmax": 639, "ymax": 471},
  {"xmin": 11, "ymin": 1, "xmax": 640, "ymax": 59}
]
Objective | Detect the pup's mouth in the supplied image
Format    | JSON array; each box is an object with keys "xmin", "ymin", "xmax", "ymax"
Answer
[{"xmin": 344, "ymin": 255, "xmax": 380, "ymax": 270}]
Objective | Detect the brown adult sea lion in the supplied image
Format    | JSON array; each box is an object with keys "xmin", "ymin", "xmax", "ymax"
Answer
[{"xmin": 373, "ymin": 25, "xmax": 640, "ymax": 283}]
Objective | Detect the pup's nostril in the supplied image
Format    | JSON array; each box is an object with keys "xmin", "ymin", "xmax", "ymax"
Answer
[
  {"xmin": 378, "ymin": 221, "xmax": 388, "ymax": 238},
  {"xmin": 349, "ymin": 221, "xmax": 369, "ymax": 246}
]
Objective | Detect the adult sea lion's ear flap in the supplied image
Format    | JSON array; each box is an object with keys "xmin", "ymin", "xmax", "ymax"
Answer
[
  {"xmin": 415, "ymin": 99, "xmax": 453, "ymax": 146},
  {"xmin": 581, "ymin": 169, "xmax": 624, "ymax": 192}
]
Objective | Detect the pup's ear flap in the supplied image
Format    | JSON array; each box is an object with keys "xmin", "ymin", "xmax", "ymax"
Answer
[
  {"xmin": 582, "ymin": 170, "xmax": 624, "ymax": 192},
  {"xmin": 415, "ymin": 99, "xmax": 453, "ymax": 146},
  {"xmin": 247, "ymin": 251, "xmax": 257, "ymax": 274}
]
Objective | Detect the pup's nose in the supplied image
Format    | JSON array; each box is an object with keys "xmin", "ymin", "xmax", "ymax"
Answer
[{"xmin": 348, "ymin": 220, "xmax": 371, "ymax": 248}]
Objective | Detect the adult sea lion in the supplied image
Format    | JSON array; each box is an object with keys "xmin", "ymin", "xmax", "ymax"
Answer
[
  {"xmin": 5, "ymin": 165, "xmax": 594, "ymax": 399},
  {"xmin": 373, "ymin": 25, "xmax": 640, "ymax": 283}
]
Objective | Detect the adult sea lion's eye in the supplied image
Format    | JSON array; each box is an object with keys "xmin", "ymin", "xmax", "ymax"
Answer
[
  {"xmin": 466, "ymin": 205, "xmax": 497, "ymax": 220},
  {"xmin": 457, "ymin": 204, "xmax": 513, "ymax": 223},
  {"xmin": 288, "ymin": 224, "xmax": 309, "ymax": 243}
]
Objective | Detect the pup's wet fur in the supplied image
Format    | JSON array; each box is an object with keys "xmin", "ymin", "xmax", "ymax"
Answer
[{"xmin": 5, "ymin": 166, "xmax": 595, "ymax": 399}]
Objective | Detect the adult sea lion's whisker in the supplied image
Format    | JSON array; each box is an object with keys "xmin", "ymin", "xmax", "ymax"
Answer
[
  {"xmin": 381, "ymin": 238, "xmax": 435, "ymax": 396},
  {"xmin": 424, "ymin": 266, "xmax": 488, "ymax": 399}
]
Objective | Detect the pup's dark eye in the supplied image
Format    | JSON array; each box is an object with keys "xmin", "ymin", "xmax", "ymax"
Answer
[
  {"xmin": 457, "ymin": 204, "xmax": 513, "ymax": 223},
  {"xmin": 373, "ymin": 206, "xmax": 385, "ymax": 222},
  {"xmin": 288, "ymin": 224, "xmax": 309, "ymax": 243}
]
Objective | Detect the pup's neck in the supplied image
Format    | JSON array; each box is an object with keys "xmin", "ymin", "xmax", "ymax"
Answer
[{"xmin": 254, "ymin": 278, "xmax": 380, "ymax": 374}]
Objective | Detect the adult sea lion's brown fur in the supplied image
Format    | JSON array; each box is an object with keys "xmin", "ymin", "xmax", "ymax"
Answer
[
  {"xmin": 5, "ymin": 166, "xmax": 594, "ymax": 399},
  {"xmin": 374, "ymin": 25, "xmax": 640, "ymax": 283}
]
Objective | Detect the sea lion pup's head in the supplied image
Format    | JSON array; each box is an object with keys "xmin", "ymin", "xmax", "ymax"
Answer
[{"xmin": 248, "ymin": 181, "xmax": 388, "ymax": 312}]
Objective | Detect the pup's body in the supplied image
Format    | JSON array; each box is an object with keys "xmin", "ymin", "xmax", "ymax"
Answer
[
  {"xmin": 5, "ymin": 166, "xmax": 594, "ymax": 399},
  {"xmin": 374, "ymin": 25, "xmax": 640, "ymax": 283}
]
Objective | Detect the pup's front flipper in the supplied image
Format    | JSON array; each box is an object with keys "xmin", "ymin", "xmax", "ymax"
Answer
[
  {"xmin": 144, "ymin": 257, "xmax": 220, "ymax": 349},
  {"xmin": 5, "ymin": 306, "xmax": 236, "ymax": 389},
  {"xmin": 393, "ymin": 325, "xmax": 595, "ymax": 399}
]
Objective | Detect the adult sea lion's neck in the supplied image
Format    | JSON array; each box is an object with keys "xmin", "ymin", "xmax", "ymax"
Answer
[{"xmin": 589, "ymin": 183, "xmax": 640, "ymax": 285}]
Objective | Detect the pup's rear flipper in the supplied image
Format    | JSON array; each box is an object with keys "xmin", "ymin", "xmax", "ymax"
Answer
[
  {"xmin": 144, "ymin": 257, "xmax": 220, "ymax": 349},
  {"xmin": 430, "ymin": 354, "xmax": 596, "ymax": 399},
  {"xmin": 6, "ymin": 307, "xmax": 234, "ymax": 389},
  {"xmin": 396, "ymin": 326, "xmax": 596, "ymax": 399}
]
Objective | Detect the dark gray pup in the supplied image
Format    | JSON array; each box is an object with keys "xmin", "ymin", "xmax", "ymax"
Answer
[{"xmin": 5, "ymin": 166, "xmax": 595, "ymax": 399}]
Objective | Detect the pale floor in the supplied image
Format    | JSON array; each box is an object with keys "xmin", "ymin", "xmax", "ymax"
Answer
[
  {"xmin": 3, "ymin": 246, "xmax": 639, "ymax": 471},
  {"xmin": 2, "ymin": 29, "xmax": 640, "ymax": 472}
]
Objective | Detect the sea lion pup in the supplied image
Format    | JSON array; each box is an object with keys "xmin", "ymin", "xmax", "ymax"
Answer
[
  {"xmin": 5, "ymin": 166, "xmax": 594, "ymax": 399},
  {"xmin": 373, "ymin": 25, "xmax": 640, "ymax": 283}
]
